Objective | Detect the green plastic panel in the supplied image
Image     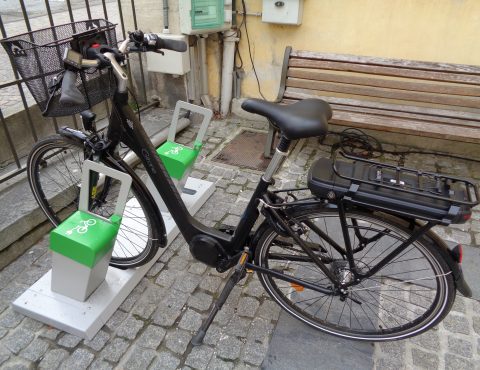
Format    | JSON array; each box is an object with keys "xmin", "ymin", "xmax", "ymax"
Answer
[
  {"xmin": 191, "ymin": 0, "xmax": 224, "ymax": 30},
  {"xmin": 50, "ymin": 211, "xmax": 121, "ymax": 268},
  {"xmin": 157, "ymin": 141, "xmax": 200, "ymax": 180}
]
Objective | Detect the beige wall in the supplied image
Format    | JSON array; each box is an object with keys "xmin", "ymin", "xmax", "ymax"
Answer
[{"xmin": 209, "ymin": 0, "xmax": 480, "ymax": 101}]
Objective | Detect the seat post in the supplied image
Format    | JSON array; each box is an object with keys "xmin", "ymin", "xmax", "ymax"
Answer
[{"xmin": 262, "ymin": 136, "xmax": 291, "ymax": 182}]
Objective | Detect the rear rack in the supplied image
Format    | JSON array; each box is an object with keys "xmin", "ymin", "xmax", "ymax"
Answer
[{"xmin": 332, "ymin": 152, "xmax": 479, "ymax": 208}]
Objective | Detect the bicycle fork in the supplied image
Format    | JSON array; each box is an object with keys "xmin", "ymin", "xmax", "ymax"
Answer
[{"xmin": 191, "ymin": 248, "xmax": 250, "ymax": 346}]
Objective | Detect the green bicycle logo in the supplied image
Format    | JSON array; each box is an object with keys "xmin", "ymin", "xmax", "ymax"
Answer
[
  {"xmin": 65, "ymin": 219, "xmax": 97, "ymax": 235},
  {"xmin": 165, "ymin": 146, "xmax": 183, "ymax": 156}
]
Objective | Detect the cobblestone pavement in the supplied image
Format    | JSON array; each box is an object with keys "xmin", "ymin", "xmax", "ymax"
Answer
[{"xmin": 0, "ymin": 115, "xmax": 479, "ymax": 369}]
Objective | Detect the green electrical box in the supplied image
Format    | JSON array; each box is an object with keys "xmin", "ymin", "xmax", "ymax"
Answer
[{"xmin": 191, "ymin": 0, "xmax": 224, "ymax": 30}]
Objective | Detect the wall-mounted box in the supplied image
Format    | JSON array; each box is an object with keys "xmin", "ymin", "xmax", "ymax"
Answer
[
  {"xmin": 262, "ymin": 0, "xmax": 304, "ymax": 25},
  {"xmin": 146, "ymin": 34, "xmax": 190, "ymax": 75},
  {"xmin": 179, "ymin": 0, "xmax": 232, "ymax": 35}
]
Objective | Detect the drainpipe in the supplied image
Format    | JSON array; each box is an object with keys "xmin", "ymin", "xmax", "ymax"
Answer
[
  {"xmin": 162, "ymin": 0, "xmax": 169, "ymax": 33},
  {"xmin": 198, "ymin": 34, "xmax": 212, "ymax": 107},
  {"xmin": 220, "ymin": 29, "xmax": 238, "ymax": 117}
]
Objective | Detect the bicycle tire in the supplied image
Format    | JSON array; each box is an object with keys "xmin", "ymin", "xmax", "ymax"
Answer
[
  {"xmin": 254, "ymin": 207, "xmax": 455, "ymax": 341},
  {"xmin": 27, "ymin": 135, "xmax": 164, "ymax": 268}
]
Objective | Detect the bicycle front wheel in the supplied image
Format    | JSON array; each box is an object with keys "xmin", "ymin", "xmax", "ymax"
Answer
[
  {"xmin": 254, "ymin": 208, "xmax": 455, "ymax": 341},
  {"xmin": 27, "ymin": 135, "xmax": 163, "ymax": 268}
]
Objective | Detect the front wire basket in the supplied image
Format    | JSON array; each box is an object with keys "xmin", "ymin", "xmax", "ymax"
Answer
[{"xmin": 1, "ymin": 19, "xmax": 117, "ymax": 117}]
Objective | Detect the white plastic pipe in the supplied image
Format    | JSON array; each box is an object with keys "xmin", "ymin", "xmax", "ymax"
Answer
[
  {"xmin": 220, "ymin": 30, "xmax": 238, "ymax": 118},
  {"xmin": 198, "ymin": 35, "xmax": 209, "ymax": 97}
]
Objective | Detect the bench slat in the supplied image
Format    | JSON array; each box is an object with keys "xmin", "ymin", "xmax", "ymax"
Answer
[
  {"xmin": 291, "ymin": 50, "xmax": 480, "ymax": 75},
  {"xmin": 286, "ymin": 78, "xmax": 480, "ymax": 108},
  {"xmin": 289, "ymin": 58, "xmax": 480, "ymax": 85},
  {"xmin": 283, "ymin": 88, "xmax": 480, "ymax": 122},
  {"xmin": 287, "ymin": 69, "xmax": 480, "ymax": 97},
  {"xmin": 331, "ymin": 110, "xmax": 480, "ymax": 144}
]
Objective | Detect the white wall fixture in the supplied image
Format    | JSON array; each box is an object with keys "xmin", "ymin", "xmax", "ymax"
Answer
[
  {"xmin": 262, "ymin": 0, "xmax": 304, "ymax": 25},
  {"xmin": 146, "ymin": 34, "xmax": 191, "ymax": 75}
]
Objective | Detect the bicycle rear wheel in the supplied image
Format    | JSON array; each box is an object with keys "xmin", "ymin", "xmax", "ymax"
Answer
[
  {"xmin": 27, "ymin": 135, "xmax": 164, "ymax": 268},
  {"xmin": 254, "ymin": 207, "xmax": 455, "ymax": 341}
]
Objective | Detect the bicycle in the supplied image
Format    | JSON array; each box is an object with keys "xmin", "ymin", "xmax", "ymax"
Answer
[{"xmin": 2, "ymin": 20, "xmax": 478, "ymax": 342}]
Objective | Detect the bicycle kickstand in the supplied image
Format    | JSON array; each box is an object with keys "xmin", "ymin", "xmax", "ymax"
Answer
[{"xmin": 191, "ymin": 247, "xmax": 250, "ymax": 346}]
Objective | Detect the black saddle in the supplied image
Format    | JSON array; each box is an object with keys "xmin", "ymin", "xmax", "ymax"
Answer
[{"xmin": 241, "ymin": 98, "xmax": 332, "ymax": 140}]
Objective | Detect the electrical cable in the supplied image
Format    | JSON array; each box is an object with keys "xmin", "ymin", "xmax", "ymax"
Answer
[
  {"xmin": 329, "ymin": 128, "xmax": 480, "ymax": 164},
  {"xmin": 241, "ymin": 0, "xmax": 266, "ymax": 99}
]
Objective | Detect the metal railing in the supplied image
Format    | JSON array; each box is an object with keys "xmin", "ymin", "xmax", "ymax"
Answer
[{"xmin": 0, "ymin": 0, "xmax": 148, "ymax": 184}]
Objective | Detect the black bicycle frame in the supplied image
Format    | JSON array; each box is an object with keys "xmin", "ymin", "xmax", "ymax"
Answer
[{"xmin": 107, "ymin": 91, "xmax": 268, "ymax": 257}]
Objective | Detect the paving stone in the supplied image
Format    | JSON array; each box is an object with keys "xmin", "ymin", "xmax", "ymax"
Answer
[
  {"xmin": 411, "ymin": 348, "xmax": 439, "ymax": 370},
  {"xmin": 1, "ymin": 358, "xmax": 33, "ymax": 369},
  {"xmin": 105, "ymin": 310, "xmax": 128, "ymax": 332},
  {"xmin": 199, "ymin": 275, "xmax": 223, "ymax": 293},
  {"xmin": 443, "ymin": 313, "xmax": 470, "ymax": 335},
  {"xmin": 236, "ymin": 297, "xmax": 260, "ymax": 318},
  {"xmin": 223, "ymin": 215, "xmax": 241, "ymax": 227},
  {"xmin": 224, "ymin": 316, "xmax": 250, "ymax": 338},
  {"xmin": 147, "ymin": 262, "xmax": 165, "ymax": 277},
  {"xmin": 448, "ymin": 336, "xmax": 473, "ymax": 358},
  {"xmin": 216, "ymin": 336, "xmax": 243, "ymax": 360},
  {"xmin": 88, "ymin": 359, "xmax": 113, "ymax": 370},
  {"xmin": 411, "ymin": 328, "xmax": 440, "ymax": 352},
  {"xmin": 0, "ymin": 328, "xmax": 7, "ymax": 339},
  {"xmin": 242, "ymin": 279, "xmax": 264, "ymax": 298},
  {"xmin": 122, "ymin": 346, "xmax": 156, "ymax": 370},
  {"xmin": 19, "ymin": 338, "xmax": 49, "ymax": 362},
  {"xmin": 57, "ymin": 333, "xmax": 82, "ymax": 348},
  {"xmin": 100, "ymin": 337, "xmax": 130, "ymax": 363},
  {"xmin": 445, "ymin": 353, "xmax": 475, "ymax": 370},
  {"xmin": 20, "ymin": 318, "xmax": 43, "ymax": 333},
  {"xmin": 116, "ymin": 316, "xmax": 144, "ymax": 340},
  {"xmin": 168, "ymin": 256, "xmax": 189, "ymax": 271},
  {"xmin": 247, "ymin": 317, "xmax": 274, "ymax": 343},
  {"xmin": 152, "ymin": 290, "xmax": 189, "ymax": 327},
  {"xmin": 451, "ymin": 296, "xmax": 467, "ymax": 314},
  {"xmin": 473, "ymin": 316, "xmax": 480, "ymax": 335},
  {"xmin": 203, "ymin": 325, "xmax": 222, "ymax": 346},
  {"xmin": 0, "ymin": 310, "xmax": 24, "ymax": 329},
  {"xmin": 150, "ymin": 351, "xmax": 181, "ymax": 370},
  {"xmin": 178, "ymin": 309, "xmax": 204, "ymax": 332},
  {"xmin": 241, "ymin": 340, "xmax": 269, "ymax": 366},
  {"xmin": 208, "ymin": 357, "xmax": 234, "ymax": 370},
  {"xmin": 136, "ymin": 325, "xmax": 166, "ymax": 349},
  {"xmin": 375, "ymin": 357, "xmax": 405, "ymax": 370},
  {"xmin": 119, "ymin": 291, "xmax": 142, "ymax": 312},
  {"xmin": 156, "ymin": 269, "xmax": 179, "ymax": 288},
  {"xmin": 173, "ymin": 273, "xmax": 202, "ymax": 293},
  {"xmin": 0, "ymin": 346, "xmax": 10, "ymax": 366},
  {"xmin": 185, "ymin": 345, "xmax": 215, "ymax": 370},
  {"xmin": 3, "ymin": 328, "xmax": 35, "ymax": 354},
  {"xmin": 38, "ymin": 348, "xmax": 68, "ymax": 369},
  {"xmin": 59, "ymin": 348, "xmax": 94, "ymax": 370},
  {"xmin": 378, "ymin": 340, "xmax": 406, "ymax": 363},
  {"xmin": 257, "ymin": 300, "xmax": 281, "ymax": 321},
  {"xmin": 39, "ymin": 327, "xmax": 60, "ymax": 341},
  {"xmin": 83, "ymin": 330, "xmax": 110, "ymax": 352},
  {"xmin": 165, "ymin": 329, "xmax": 192, "ymax": 354},
  {"xmin": 188, "ymin": 292, "xmax": 213, "ymax": 312},
  {"xmin": 188, "ymin": 262, "xmax": 208, "ymax": 275},
  {"xmin": 212, "ymin": 304, "xmax": 235, "ymax": 326}
]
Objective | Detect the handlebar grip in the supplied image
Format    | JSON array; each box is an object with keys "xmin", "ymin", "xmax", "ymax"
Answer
[
  {"xmin": 59, "ymin": 70, "xmax": 85, "ymax": 106},
  {"xmin": 159, "ymin": 38, "xmax": 187, "ymax": 52}
]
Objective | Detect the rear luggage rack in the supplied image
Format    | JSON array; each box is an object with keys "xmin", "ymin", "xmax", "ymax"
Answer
[{"xmin": 333, "ymin": 152, "xmax": 479, "ymax": 208}]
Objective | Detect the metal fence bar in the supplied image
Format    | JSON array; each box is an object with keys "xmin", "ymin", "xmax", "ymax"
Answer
[
  {"xmin": 102, "ymin": 0, "xmax": 109, "ymax": 19},
  {"xmin": 85, "ymin": 0, "xmax": 92, "ymax": 20},
  {"xmin": 130, "ymin": 0, "xmax": 147, "ymax": 104},
  {"xmin": 0, "ymin": 15, "xmax": 38, "ymax": 142},
  {"xmin": 44, "ymin": 0, "xmax": 60, "ymax": 132},
  {"xmin": 0, "ymin": 109, "xmax": 20, "ymax": 168}
]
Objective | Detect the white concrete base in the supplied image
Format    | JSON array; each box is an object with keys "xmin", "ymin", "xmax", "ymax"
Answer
[{"xmin": 12, "ymin": 178, "xmax": 215, "ymax": 339}]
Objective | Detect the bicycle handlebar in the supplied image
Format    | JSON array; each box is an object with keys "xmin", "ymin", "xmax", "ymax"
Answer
[{"xmin": 59, "ymin": 30, "xmax": 187, "ymax": 105}]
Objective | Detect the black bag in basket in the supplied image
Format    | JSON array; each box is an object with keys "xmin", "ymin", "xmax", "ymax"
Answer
[{"xmin": 1, "ymin": 19, "xmax": 118, "ymax": 117}]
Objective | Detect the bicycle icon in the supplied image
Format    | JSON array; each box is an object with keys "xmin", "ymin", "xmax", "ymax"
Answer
[{"xmin": 65, "ymin": 219, "xmax": 97, "ymax": 235}]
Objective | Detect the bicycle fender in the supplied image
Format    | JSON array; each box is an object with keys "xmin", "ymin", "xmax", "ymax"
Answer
[{"xmin": 423, "ymin": 225, "xmax": 472, "ymax": 298}]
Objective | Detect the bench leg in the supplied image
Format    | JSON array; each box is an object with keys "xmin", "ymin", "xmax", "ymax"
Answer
[{"xmin": 264, "ymin": 125, "xmax": 277, "ymax": 158}]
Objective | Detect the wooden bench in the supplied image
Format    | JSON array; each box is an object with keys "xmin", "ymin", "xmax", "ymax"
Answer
[{"xmin": 265, "ymin": 47, "xmax": 480, "ymax": 156}]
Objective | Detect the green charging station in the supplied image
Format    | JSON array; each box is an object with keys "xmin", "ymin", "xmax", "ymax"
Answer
[
  {"xmin": 147, "ymin": 101, "xmax": 213, "ymax": 210},
  {"xmin": 50, "ymin": 160, "xmax": 132, "ymax": 301}
]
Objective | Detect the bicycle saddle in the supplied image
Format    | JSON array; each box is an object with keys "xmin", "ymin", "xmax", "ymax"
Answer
[{"xmin": 241, "ymin": 98, "xmax": 331, "ymax": 140}]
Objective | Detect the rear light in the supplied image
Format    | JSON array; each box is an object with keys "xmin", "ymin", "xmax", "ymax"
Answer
[
  {"xmin": 451, "ymin": 244, "xmax": 463, "ymax": 264},
  {"xmin": 463, "ymin": 213, "xmax": 471, "ymax": 221}
]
